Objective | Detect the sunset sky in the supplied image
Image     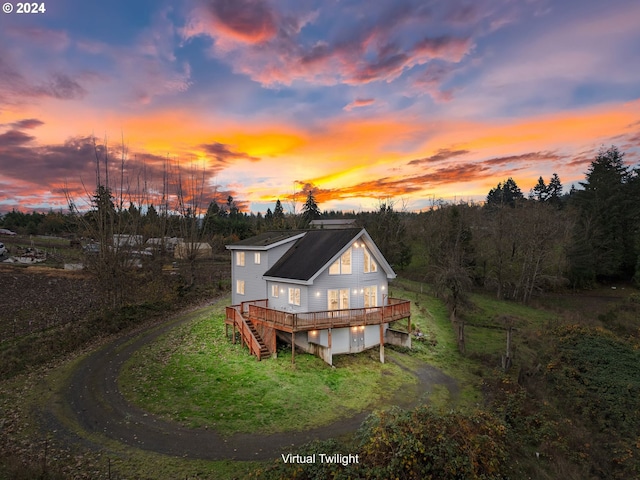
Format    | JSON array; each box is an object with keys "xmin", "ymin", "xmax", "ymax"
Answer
[{"xmin": 1, "ymin": 0, "xmax": 639, "ymax": 214}]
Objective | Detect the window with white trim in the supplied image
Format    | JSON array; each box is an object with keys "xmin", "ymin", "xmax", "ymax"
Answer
[
  {"xmin": 236, "ymin": 251, "xmax": 245, "ymax": 266},
  {"xmin": 236, "ymin": 280, "xmax": 245, "ymax": 295},
  {"xmin": 341, "ymin": 248, "xmax": 352, "ymax": 274},
  {"xmin": 288, "ymin": 287, "xmax": 300, "ymax": 306},
  {"xmin": 329, "ymin": 248, "xmax": 352, "ymax": 275},
  {"xmin": 364, "ymin": 286, "xmax": 377, "ymax": 308},
  {"xmin": 328, "ymin": 289, "xmax": 350, "ymax": 310},
  {"xmin": 364, "ymin": 248, "xmax": 377, "ymax": 273},
  {"xmin": 271, "ymin": 284, "xmax": 279, "ymax": 298},
  {"xmin": 254, "ymin": 252, "xmax": 261, "ymax": 264}
]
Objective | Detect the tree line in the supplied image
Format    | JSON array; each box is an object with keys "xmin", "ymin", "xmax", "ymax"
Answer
[
  {"xmin": 411, "ymin": 146, "xmax": 639, "ymax": 317},
  {"xmin": 2, "ymin": 145, "xmax": 638, "ymax": 300}
]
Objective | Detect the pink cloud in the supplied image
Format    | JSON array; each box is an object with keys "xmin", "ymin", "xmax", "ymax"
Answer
[
  {"xmin": 209, "ymin": 0, "xmax": 278, "ymax": 44},
  {"xmin": 184, "ymin": 1, "xmax": 473, "ymax": 88},
  {"xmin": 5, "ymin": 27, "xmax": 70, "ymax": 51},
  {"xmin": 344, "ymin": 98, "xmax": 376, "ymax": 111}
]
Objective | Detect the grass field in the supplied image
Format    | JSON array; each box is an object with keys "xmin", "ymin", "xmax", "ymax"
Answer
[
  {"xmin": 8, "ymin": 276, "xmax": 635, "ymax": 479},
  {"xmin": 119, "ymin": 299, "xmax": 420, "ymax": 435}
]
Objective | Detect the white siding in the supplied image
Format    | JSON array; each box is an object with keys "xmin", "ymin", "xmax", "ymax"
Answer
[
  {"xmin": 266, "ymin": 280, "xmax": 309, "ymax": 312},
  {"xmin": 230, "ymin": 239, "xmax": 300, "ymax": 305},
  {"xmin": 306, "ymin": 242, "xmax": 388, "ymax": 312}
]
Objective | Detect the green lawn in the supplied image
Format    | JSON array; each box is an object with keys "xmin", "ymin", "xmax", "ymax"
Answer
[
  {"xmin": 119, "ymin": 298, "xmax": 418, "ymax": 435},
  {"xmin": 120, "ymin": 283, "xmax": 564, "ymax": 437}
]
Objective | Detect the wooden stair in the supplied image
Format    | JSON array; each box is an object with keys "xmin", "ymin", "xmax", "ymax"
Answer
[
  {"xmin": 246, "ymin": 318, "xmax": 270, "ymax": 360},
  {"xmin": 225, "ymin": 306, "xmax": 272, "ymax": 361}
]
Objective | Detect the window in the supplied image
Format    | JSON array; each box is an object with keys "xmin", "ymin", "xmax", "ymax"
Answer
[
  {"xmin": 329, "ymin": 260, "xmax": 340, "ymax": 275},
  {"xmin": 271, "ymin": 284, "xmax": 279, "ymax": 298},
  {"xmin": 236, "ymin": 280, "xmax": 245, "ymax": 295},
  {"xmin": 288, "ymin": 287, "xmax": 300, "ymax": 306},
  {"xmin": 364, "ymin": 249, "xmax": 377, "ymax": 273},
  {"xmin": 328, "ymin": 289, "xmax": 349, "ymax": 310},
  {"xmin": 254, "ymin": 252, "xmax": 261, "ymax": 264},
  {"xmin": 341, "ymin": 248, "xmax": 352, "ymax": 274},
  {"xmin": 236, "ymin": 251, "xmax": 245, "ymax": 266},
  {"xmin": 364, "ymin": 286, "xmax": 377, "ymax": 308},
  {"xmin": 329, "ymin": 248, "xmax": 352, "ymax": 275}
]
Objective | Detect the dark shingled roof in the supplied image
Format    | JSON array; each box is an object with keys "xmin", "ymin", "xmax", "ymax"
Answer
[
  {"xmin": 264, "ymin": 228, "xmax": 362, "ymax": 281},
  {"xmin": 227, "ymin": 230, "xmax": 304, "ymax": 248}
]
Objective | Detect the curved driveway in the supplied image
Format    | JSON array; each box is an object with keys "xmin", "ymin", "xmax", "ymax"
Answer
[{"xmin": 47, "ymin": 303, "xmax": 458, "ymax": 461}]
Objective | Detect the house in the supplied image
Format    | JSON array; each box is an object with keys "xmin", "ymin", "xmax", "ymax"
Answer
[
  {"xmin": 145, "ymin": 237, "xmax": 183, "ymax": 252},
  {"xmin": 225, "ymin": 228, "xmax": 411, "ymax": 365},
  {"xmin": 113, "ymin": 234, "xmax": 143, "ymax": 248}
]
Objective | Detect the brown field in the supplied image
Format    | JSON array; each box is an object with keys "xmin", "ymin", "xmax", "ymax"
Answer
[{"xmin": 0, "ymin": 264, "xmax": 100, "ymax": 339}]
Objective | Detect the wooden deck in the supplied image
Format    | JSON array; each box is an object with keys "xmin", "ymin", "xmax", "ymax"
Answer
[
  {"xmin": 225, "ymin": 298, "xmax": 411, "ymax": 363},
  {"xmin": 227, "ymin": 297, "xmax": 411, "ymax": 333}
]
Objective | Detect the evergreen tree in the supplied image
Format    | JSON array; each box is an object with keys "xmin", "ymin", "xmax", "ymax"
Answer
[
  {"xmin": 547, "ymin": 173, "xmax": 563, "ymax": 203},
  {"xmin": 273, "ymin": 199, "xmax": 285, "ymax": 228},
  {"xmin": 569, "ymin": 146, "xmax": 636, "ymax": 284},
  {"xmin": 302, "ymin": 190, "xmax": 321, "ymax": 224},
  {"xmin": 531, "ymin": 176, "xmax": 548, "ymax": 201},
  {"xmin": 486, "ymin": 178, "xmax": 524, "ymax": 207}
]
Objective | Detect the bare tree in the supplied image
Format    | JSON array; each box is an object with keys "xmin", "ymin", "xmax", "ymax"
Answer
[{"xmin": 174, "ymin": 160, "xmax": 209, "ymax": 287}]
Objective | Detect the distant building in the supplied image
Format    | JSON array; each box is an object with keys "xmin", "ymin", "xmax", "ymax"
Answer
[
  {"xmin": 174, "ymin": 242, "xmax": 212, "ymax": 259},
  {"xmin": 309, "ymin": 219, "xmax": 357, "ymax": 229},
  {"xmin": 112, "ymin": 234, "xmax": 143, "ymax": 248}
]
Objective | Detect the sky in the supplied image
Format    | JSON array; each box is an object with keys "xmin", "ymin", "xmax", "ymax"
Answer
[{"xmin": 0, "ymin": 0, "xmax": 639, "ymax": 214}]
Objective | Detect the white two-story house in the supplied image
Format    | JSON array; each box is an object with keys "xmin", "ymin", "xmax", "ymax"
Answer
[{"xmin": 225, "ymin": 228, "xmax": 411, "ymax": 365}]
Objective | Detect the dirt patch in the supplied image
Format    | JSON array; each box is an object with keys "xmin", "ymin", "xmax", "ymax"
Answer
[{"xmin": 0, "ymin": 264, "xmax": 100, "ymax": 339}]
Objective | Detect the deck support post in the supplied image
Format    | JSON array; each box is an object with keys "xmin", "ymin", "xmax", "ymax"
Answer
[
  {"xmin": 379, "ymin": 324, "xmax": 385, "ymax": 364},
  {"xmin": 232, "ymin": 323, "xmax": 236, "ymax": 344},
  {"xmin": 271, "ymin": 326, "xmax": 277, "ymax": 358},
  {"xmin": 291, "ymin": 331, "xmax": 296, "ymax": 364},
  {"xmin": 328, "ymin": 328, "xmax": 333, "ymax": 366}
]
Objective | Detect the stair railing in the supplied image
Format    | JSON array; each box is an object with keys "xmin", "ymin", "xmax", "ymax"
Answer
[{"xmin": 229, "ymin": 306, "xmax": 264, "ymax": 361}]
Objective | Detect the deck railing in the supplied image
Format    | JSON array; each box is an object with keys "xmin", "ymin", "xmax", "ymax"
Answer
[
  {"xmin": 246, "ymin": 297, "xmax": 410, "ymax": 332},
  {"xmin": 225, "ymin": 305, "xmax": 264, "ymax": 360}
]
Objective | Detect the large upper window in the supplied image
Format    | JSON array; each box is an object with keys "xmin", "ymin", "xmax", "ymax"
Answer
[
  {"xmin": 288, "ymin": 287, "xmax": 300, "ymax": 306},
  {"xmin": 364, "ymin": 248, "xmax": 377, "ymax": 273},
  {"xmin": 236, "ymin": 251, "xmax": 245, "ymax": 266},
  {"xmin": 254, "ymin": 252, "xmax": 261, "ymax": 264},
  {"xmin": 329, "ymin": 248, "xmax": 352, "ymax": 275}
]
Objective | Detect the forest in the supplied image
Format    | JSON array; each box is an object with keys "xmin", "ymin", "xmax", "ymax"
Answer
[{"xmin": 2, "ymin": 145, "xmax": 638, "ymax": 297}]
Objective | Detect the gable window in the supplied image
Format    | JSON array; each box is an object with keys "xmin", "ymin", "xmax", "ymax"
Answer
[
  {"xmin": 341, "ymin": 248, "xmax": 352, "ymax": 274},
  {"xmin": 254, "ymin": 252, "xmax": 261, "ymax": 264},
  {"xmin": 329, "ymin": 260, "xmax": 340, "ymax": 275},
  {"xmin": 364, "ymin": 248, "xmax": 378, "ymax": 273},
  {"xmin": 329, "ymin": 248, "xmax": 352, "ymax": 275},
  {"xmin": 328, "ymin": 289, "xmax": 349, "ymax": 310},
  {"xmin": 288, "ymin": 287, "xmax": 300, "ymax": 306},
  {"xmin": 236, "ymin": 251, "xmax": 245, "ymax": 266},
  {"xmin": 236, "ymin": 280, "xmax": 245, "ymax": 295},
  {"xmin": 364, "ymin": 286, "xmax": 377, "ymax": 308},
  {"xmin": 271, "ymin": 284, "xmax": 279, "ymax": 298}
]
